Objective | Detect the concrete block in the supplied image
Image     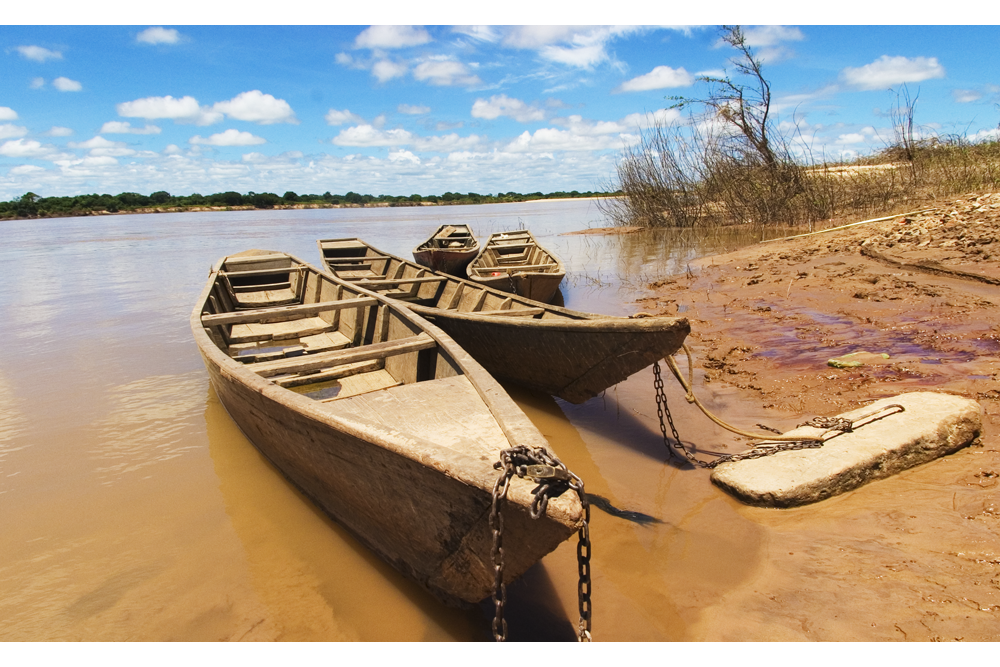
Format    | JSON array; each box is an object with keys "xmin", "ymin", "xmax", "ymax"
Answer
[{"xmin": 711, "ymin": 392, "xmax": 983, "ymax": 508}]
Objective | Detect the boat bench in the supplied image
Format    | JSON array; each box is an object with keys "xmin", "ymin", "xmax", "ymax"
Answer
[{"xmin": 249, "ymin": 333, "xmax": 437, "ymax": 378}]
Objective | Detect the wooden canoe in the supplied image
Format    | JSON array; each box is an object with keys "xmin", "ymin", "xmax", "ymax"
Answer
[
  {"xmin": 412, "ymin": 223, "xmax": 480, "ymax": 276},
  {"xmin": 317, "ymin": 239, "xmax": 690, "ymax": 404},
  {"xmin": 191, "ymin": 250, "xmax": 583, "ymax": 605},
  {"xmin": 466, "ymin": 230, "xmax": 566, "ymax": 303}
]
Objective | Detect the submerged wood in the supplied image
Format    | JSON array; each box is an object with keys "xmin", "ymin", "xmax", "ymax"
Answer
[
  {"xmin": 466, "ymin": 230, "xmax": 566, "ymax": 303},
  {"xmin": 191, "ymin": 249, "xmax": 583, "ymax": 605},
  {"xmin": 412, "ymin": 224, "xmax": 480, "ymax": 276},
  {"xmin": 317, "ymin": 238, "xmax": 690, "ymax": 404}
]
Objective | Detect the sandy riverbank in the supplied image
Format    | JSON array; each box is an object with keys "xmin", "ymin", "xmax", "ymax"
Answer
[{"xmin": 638, "ymin": 193, "xmax": 999, "ymax": 640}]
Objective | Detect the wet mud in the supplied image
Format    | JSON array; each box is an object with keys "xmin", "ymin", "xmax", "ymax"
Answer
[{"xmin": 637, "ymin": 193, "xmax": 1000, "ymax": 640}]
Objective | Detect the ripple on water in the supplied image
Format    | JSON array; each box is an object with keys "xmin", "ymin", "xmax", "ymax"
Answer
[{"xmin": 88, "ymin": 371, "xmax": 206, "ymax": 483}]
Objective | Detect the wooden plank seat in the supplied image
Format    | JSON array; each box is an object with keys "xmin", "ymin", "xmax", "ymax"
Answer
[
  {"xmin": 232, "ymin": 289, "xmax": 299, "ymax": 308},
  {"xmin": 355, "ymin": 276, "xmax": 448, "ymax": 287},
  {"xmin": 220, "ymin": 266, "xmax": 303, "ymax": 278},
  {"xmin": 229, "ymin": 316, "xmax": 336, "ymax": 344},
  {"xmin": 274, "ymin": 359, "xmax": 381, "ymax": 388},
  {"xmin": 471, "ymin": 263, "xmax": 557, "ymax": 274},
  {"xmin": 250, "ymin": 333, "xmax": 436, "ymax": 378},
  {"xmin": 202, "ymin": 297, "xmax": 378, "ymax": 326}
]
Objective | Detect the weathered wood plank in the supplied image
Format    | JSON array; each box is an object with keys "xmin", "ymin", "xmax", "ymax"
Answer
[
  {"xmin": 250, "ymin": 332, "xmax": 436, "ymax": 377},
  {"xmin": 273, "ymin": 359, "xmax": 380, "ymax": 387},
  {"xmin": 356, "ymin": 276, "xmax": 448, "ymax": 287},
  {"xmin": 201, "ymin": 297, "xmax": 377, "ymax": 325}
]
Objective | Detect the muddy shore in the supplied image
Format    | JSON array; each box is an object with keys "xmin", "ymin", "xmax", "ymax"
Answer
[{"xmin": 638, "ymin": 192, "xmax": 1000, "ymax": 641}]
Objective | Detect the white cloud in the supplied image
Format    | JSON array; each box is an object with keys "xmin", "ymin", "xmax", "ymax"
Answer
[
  {"xmin": 968, "ymin": 128, "xmax": 1000, "ymax": 142},
  {"xmin": 503, "ymin": 26, "xmax": 641, "ymax": 69},
  {"xmin": 372, "ymin": 60, "xmax": 408, "ymax": 83},
  {"xmin": 335, "ymin": 53, "xmax": 355, "ymax": 66},
  {"xmin": 840, "ymin": 56, "xmax": 946, "ymax": 91},
  {"xmin": 117, "ymin": 95, "xmax": 222, "ymax": 125},
  {"xmin": 952, "ymin": 89, "xmax": 982, "ymax": 103},
  {"xmin": 30, "ymin": 77, "xmax": 45, "ymax": 89},
  {"xmin": 16, "ymin": 45, "xmax": 62, "ymax": 62},
  {"xmin": 742, "ymin": 26, "xmax": 805, "ymax": 47},
  {"xmin": 355, "ymin": 26, "xmax": 431, "ymax": 49},
  {"xmin": 618, "ymin": 108, "xmax": 682, "ymax": 130},
  {"xmin": 0, "ymin": 107, "xmax": 18, "ymax": 121},
  {"xmin": 53, "ymin": 77, "xmax": 82, "ymax": 92},
  {"xmin": 452, "ymin": 26, "xmax": 501, "ymax": 43},
  {"xmin": 471, "ymin": 94, "xmax": 545, "ymax": 123},
  {"xmin": 398, "ymin": 104, "xmax": 430, "ymax": 115},
  {"xmin": 67, "ymin": 136, "xmax": 136, "ymax": 157},
  {"xmin": 44, "ymin": 126, "xmax": 73, "ymax": 136},
  {"xmin": 212, "ymin": 90, "xmax": 297, "ymax": 125},
  {"xmin": 10, "ymin": 164, "xmax": 45, "ymax": 175},
  {"xmin": 616, "ymin": 65, "xmax": 694, "ymax": 92},
  {"xmin": 412, "ymin": 133, "xmax": 482, "ymax": 152},
  {"xmin": 413, "ymin": 59, "xmax": 481, "ymax": 87},
  {"xmin": 100, "ymin": 121, "xmax": 162, "ymax": 134},
  {"xmin": 834, "ymin": 133, "xmax": 866, "ymax": 144},
  {"xmin": 388, "ymin": 149, "xmax": 421, "ymax": 164},
  {"xmin": 0, "ymin": 124, "xmax": 28, "ymax": 140},
  {"xmin": 325, "ymin": 109, "xmax": 365, "ymax": 126},
  {"xmin": 190, "ymin": 129, "xmax": 266, "ymax": 146},
  {"xmin": 0, "ymin": 138, "xmax": 59, "ymax": 159},
  {"xmin": 163, "ymin": 144, "xmax": 183, "ymax": 155},
  {"xmin": 504, "ymin": 127, "xmax": 636, "ymax": 153},
  {"xmin": 137, "ymin": 27, "xmax": 182, "ymax": 45},
  {"xmin": 332, "ymin": 125, "xmax": 414, "ymax": 147},
  {"xmin": 540, "ymin": 44, "xmax": 606, "ymax": 68},
  {"xmin": 502, "ymin": 26, "xmax": 581, "ymax": 49},
  {"xmin": 242, "ymin": 152, "xmax": 266, "ymax": 163}
]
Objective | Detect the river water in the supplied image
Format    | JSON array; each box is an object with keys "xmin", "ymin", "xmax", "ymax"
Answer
[{"xmin": 0, "ymin": 199, "xmax": 786, "ymax": 641}]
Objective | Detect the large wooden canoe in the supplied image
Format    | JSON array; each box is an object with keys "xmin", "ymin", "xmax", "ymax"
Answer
[
  {"xmin": 412, "ymin": 223, "xmax": 479, "ymax": 276},
  {"xmin": 191, "ymin": 250, "xmax": 583, "ymax": 605},
  {"xmin": 466, "ymin": 230, "xmax": 566, "ymax": 303},
  {"xmin": 317, "ymin": 239, "xmax": 690, "ymax": 404}
]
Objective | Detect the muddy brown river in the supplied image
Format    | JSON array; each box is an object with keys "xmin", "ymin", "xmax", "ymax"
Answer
[{"xmin": 2, "ymin": 199, "xmax": 993, "ymax": 642}]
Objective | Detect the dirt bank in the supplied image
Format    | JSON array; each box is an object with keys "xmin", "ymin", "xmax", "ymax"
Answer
[{"xmin": 639, "ymin": 192, "xmax": 1000, "ymax": 641}]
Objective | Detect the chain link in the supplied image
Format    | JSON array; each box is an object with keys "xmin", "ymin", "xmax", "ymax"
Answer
[
  {"xmin": 490, "ymin": 446, "xmax": 592, "ymax": 642},
  {"xmin": 652, "ymin": 360, "xmax": 904, "ymax": 469}
]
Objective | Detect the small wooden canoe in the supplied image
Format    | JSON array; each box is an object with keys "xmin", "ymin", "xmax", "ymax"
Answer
[
  {"xmin": 191, "ymin": 250, "xmax": 583, "ymax": 605},
  {"xmin": 317, "ymin": 239, "xmax": 690, "ymax": 404},
  {"xmin": 412, "ymin": 224, "xmax": 479, "ymax": 276},
  {"xmin": 466, "ymin": 230, "xmax": 566, "ymax": 303}
]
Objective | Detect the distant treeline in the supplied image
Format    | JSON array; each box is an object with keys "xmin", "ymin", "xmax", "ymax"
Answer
[{"xmin": 1, "ymin": 189, "xmax": 613, "ymax": 220}]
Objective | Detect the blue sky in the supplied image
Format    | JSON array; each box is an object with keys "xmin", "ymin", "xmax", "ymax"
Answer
[{"xmin": 2, "ymin": 11, "xmax": 999, "ymax": 200}]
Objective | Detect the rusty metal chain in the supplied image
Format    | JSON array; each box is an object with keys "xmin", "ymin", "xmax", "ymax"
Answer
[
  {"xmin": 652, "ymin": 360, "xmax": 905, "ymax": 469},
  {"xmin": 490, "ymin": 445, "xmax": 592, "ymax": 642}
]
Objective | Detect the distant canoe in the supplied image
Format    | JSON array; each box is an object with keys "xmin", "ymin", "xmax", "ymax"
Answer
[
  {"xmin": 466, "ymin": 230, "xmax": 566, "ymax": 303},
  {"xmin": 412, "ymin": 224, "xmax": 480, "ymax": 276},
  {"xmin": 318, "ymin": 239, "xmax": 690, "ymax": 404},
  {"xmin": 191, "ymin": 250, "xmax": 583, "ymax": 605}
]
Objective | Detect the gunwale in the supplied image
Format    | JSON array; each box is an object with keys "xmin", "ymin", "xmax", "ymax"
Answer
[
  {"xmin": 412, "ymin": 223, "xmax": 480, "ymax": 276},
  {"xmin": 465, "ymin": 230, "xmax": 566, "ymax": 302},
  {"xmin": 191, "ymin": 250, "xmax": 583, "ymax": 604},
  {"xmin": 317, "ymin": 238, "xmax": 690, "ymax": 403}
]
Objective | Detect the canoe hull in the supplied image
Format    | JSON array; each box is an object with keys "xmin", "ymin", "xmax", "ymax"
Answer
[
  {"xmin": 413, "ymin": 247, "xmax": 479, "ymax": 276},
  {"xmin": 192, "ymin": 252, "xmax": 582, "ymax": 605},
  {"xmin": 412, "ymin": 307, "xmax": 690, "ymax": 403},
  {"xmin": 469, "ymin": 271, "xmax": 565, "ymax": 304}
]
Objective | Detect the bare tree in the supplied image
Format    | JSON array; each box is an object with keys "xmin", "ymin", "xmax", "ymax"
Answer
[{"xmin": 668, "ymin": 25, "xmax": 790, "ymax": 176}]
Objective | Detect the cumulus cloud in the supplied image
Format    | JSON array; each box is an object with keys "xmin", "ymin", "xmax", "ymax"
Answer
[
  {"xmin": 398, "ymin": 104, "xmax": 430, "ymax": 115},
  {"xmin": 117, "ymin": 95, "xmax": 222, "ymax": 126},
  {"xmin": 53, "ymin": 77, "xmax": 82, "ymax": 92},
  {"xmin": 16, "ymin": 45, "xmax": 62, "ymax": 62},
  {"xmin": 952, "ymin": 89, "xmax": 982, "ymax": 103},
  {"xmin": 388, "ymin": 149, "xmax": 421, "ymax": 164},
  {"xmin": 9, "ymin": 164, "xmax": 45, "ymax": 175},
  {"xmin": 137, "ymin": 27, "xmax": 182, "ymax": 45},
  {"xmin": 615, "ymin": 65, "xmax": 694, "ymax": 92},
  {"xmin": 100, "ymin": 121, "xmax": 162, "ymax": 134},
  {"xmin": 69, "ymin": 136, "xmax": 137, "ymax": 158},
  {"xmin": 44, "ymin": 126, "xmax": 73, "ymax": 136},
  {"xmin": 30, "ymin": 77, "xmax": 45, "ymax": 89},
  {"xmin": 741, "ymin": 26, "xmax": 805, "ymax": 47},
  {"xmin": 471, "ymin": 94, "xmax": 545, "ymax": 122},
  {"xmin": 354, "ymin": 25, "xmax": 431, "ymax": 49},
  {"xmin": 413, "ymin": 59, "xmax": 481, "ymax": 87},
  {"xmin": 212, "ymin": 90, "xmax": 297, "ymax": 125},
  {"xmin": 412, "ymin": 133, "xmax": 482, "ymax": 152},
  {"xmin": 504, "ymin": 128, "xmax": 636, "ymax": 153},
  {"xmin": 452, "ymin": 26, "xmax": 502, "ymax": 43},
  {"xmin": 372, "ymin": 60, "xmax": 408, "ymax": 83},
  {"xmin": 332, "ymin": 125, "xmax": 414, "ymax": 147},
  {"xmin": 0, "ymin": 138, "xmax": 60, "ymax": 159},
  {"xmin": 325, "ymin": 109, "xmax": 365, "ymax": 126},
  {"xmin": 0, "ymin": 124, "xmax": 28, "ymax": 140},
  {"xmin": 0, "ymin": 107, "xmax": 18, "ymax": 121},
  {"xmin": 189, "ymin": 129, "xmax": 266, "ymax": 146},
  {"xmin": 502, "ymin": 26, "xmax": 640, "ymax": 69},
  {"xmin": 840, "ymin": 56, "xmax": 946, "ymax": 91}
]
